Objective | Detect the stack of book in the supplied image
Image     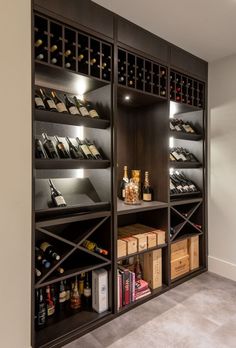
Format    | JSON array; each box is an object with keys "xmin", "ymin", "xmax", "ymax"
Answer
[{"xmin": 117, "ymin": 267, "xmax": 151, "ymax": 309}]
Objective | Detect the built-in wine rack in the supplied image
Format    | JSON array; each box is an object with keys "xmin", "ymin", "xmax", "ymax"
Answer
[
  {"xmin": 117, "ymin": 48, "xmax": 167, "ymax": 98},
  {"xmin": 170, "ymin": 70, "xmax": 204, "ymax": 108},
  {"xmin": 34, "ymin": 14, "xmax": 112, "ymax": 82}
]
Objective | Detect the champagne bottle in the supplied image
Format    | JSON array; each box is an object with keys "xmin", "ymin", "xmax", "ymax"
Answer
[
  {"xmin": 35, "ymin": 139, "xmax": 47, "ymax": 159},
  {"xmin": 51, "ymin": 91, "xmax": 68, "ymax": 113},
  {"xmin": 84, "ymin": 139, "xmax": 102, "ymax": 159},
  {"xmin": 66, "ymin": 137, "xmax": 84, "ymax": 159},
  {"xmin": 42, "ymin": 133, "xmax": 58, "ymax": 159},
  {"xmin": 40, "ymin": 241, "xmax": 61, "ymax": 262},
  {"xmin": 76, "ymin": 138, "xmax": 93, "ymax": 159},
  {"xmin": 39, "ymin": 88, "xmax": 57, "ymax": 112},
  {"xmin": 46, "ymin": 285, "xmax": 55, "ymax": 317},
  {"xmin": 70, "ymin": 276, "xmax": 81, "ymax": 309},
  {"xmin": 64, "ymin": 94, "xmax": 79, "ymax": 115},
  {"xmin": 54, "ymin": 136, "xmax": 70, "ymax": 159},
  {"xmin": 82, "ymin": 240, "xmax": 108, "ymax": 256},
  {"xmin": 119, "ymin": 166, "xmax": 129, "ymax": 200},
  {"xmin": 85, "ymin": 101, "xmax": 99, "ymax": 118},
  {"xmin": 142, "ymin": 171, "xmax": 153, "ymax": 202},
  {"xmin": 59, "ymin": 280, "xmax": 67, "ymax": 307},
  {"xmin": 83, "ymin": 273, "xmax": 92, "ymax": 307},
  {"xmin": 48, "ymin": 179, "xmax": 67, "ymax": 208},
  {"xmin": 73, "ymin": 96, "xmax": 90, "ymax": 117},
  {"xmin": 36, "ymin": 289, "xmax": 46, "ymax": 328},
  {"xmin": 35, "ymin": 91, "xmax": 45, "ymax": 110}
]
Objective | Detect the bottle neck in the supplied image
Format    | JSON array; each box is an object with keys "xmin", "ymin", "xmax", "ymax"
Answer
[
  {"xmin": 144, "ymin": 173, "xmax": 150, "ymax": 187},
  {"xmin": 123, "ymin": 167, "xmax": 128, "ymax": 179}
]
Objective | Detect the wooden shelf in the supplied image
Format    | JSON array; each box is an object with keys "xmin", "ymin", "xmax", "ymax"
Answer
[
  {"xmin": 171, "ymin": 231, "xmax": 203, "ymax": 244},
  {"xmin": 35, "ymin": 109, "xmax": 110, "ymax": 129},
  {"xmin": 170, "ymin": 197, "xmax": 203, "ymax": 206},
  {"xmin": 170, "ymin": 192, "xmax": 201, "ymax": 201},
  {"xmin": 170, "ymin": 161, "xmax": 202, "ymax": 169},
  {"xmin": 170, "ymin": 131, "xmax": 202, "ymax": 141},
  {"xmin": 35, "ymin": 159, "xmax": 110, "ymax": 170},
  {"xmin": 117, "ymin": 199, "xmax": 168, "ymax": 215},
  {"xmin": 117, "ymin": 243, "xmax": 167, "ymax": 261}
]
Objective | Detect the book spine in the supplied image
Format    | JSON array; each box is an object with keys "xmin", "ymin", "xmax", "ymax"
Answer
[
  {"xmin": 131, "ymin": 272, "xmax": 135, "ymax": 302},
  {"xmin": 124, "ymin": 270, "xmax": 130, "ymax": 305}
]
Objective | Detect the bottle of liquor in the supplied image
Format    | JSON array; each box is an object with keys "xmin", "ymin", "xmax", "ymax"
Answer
[
  {"xmin": 73, "ymin": 96, "xmax": 90, "ymax": 117},
  {"xmin": 39, "ymin": 88, "xmax": 57, "ymax": 112},
  {"xmin": 48, "ymin": 179, "xmax": 67, "ymax": 208},
  {"xmin": 85, "ymin": 101, "xmax": 99, "ymax": 118},
  {"xmin": 58, "ymin": 280, "xmax": 67, "ymax": 308},
  {"xmin": 70, "ymin": 276, "xmax": 81, "ymax": 310},
  {"xmin": 142, "ymin": 171, "xmax": 153, "ymax": 202},
  {"xmin": 50, "ymin": 285, "xmax": 58, "ymax": 313},
  {"xmin": 36, "ymin": 289, "xmax": 46, "ymax": 328},
  {"xmin": 84, "ymin": 139, "xmax": 102, "ymax": 159},
  {"xmin": 42, "ymin": 133, "xmax": 58, "ymax": 159},
  {"xmin": 78, "ymin": 273, "xmax": 85, "ymax": 299},
  {"xmin": 83, "ymin": 273, "xmax": 92, "ymax": 307},
  {"xmin": 35, "ymin": 91, "xmax": 45, "ymax": 110},
  {"xmin": 46, "ymin": 285, "xmax": 55, "ymax": 317},
  {"xmin": 65, "ymin": 280, "xmax": 71, "ymax": 302},
  {"xmin": 65, "ymin": 137, "xmax": 84, "ymax": 159},
  {"xmin": 76, "ymin": 138, "xmax": 94, "ymax": 159},
  {"xmin": 119, "ymin": 166, "xmax": 129, "ymax": 200},
  {"xmin": 64, "ymin": 94, "xmax": 79, "ymax": 115},
  {"xmin": 82, "ymin": 240, "xmax": 108, "ymax": 256},
  {"xmin": 134, "ymin": 255, "xmax": 142, "ymax": 281},
  {"xmin": 51, "ymin": 91, "xmax": 68, "ymax": 113},
  {"xmin": 35, "ymin": 139, "xmax": 47, "ymax": 159},
  {"xmin": 54, "ymin": 136, "xmax": 70, "ymax": 159},
  {"xmin": 40, "ymin": 241, "xmax": 61, "ymax": 261}
]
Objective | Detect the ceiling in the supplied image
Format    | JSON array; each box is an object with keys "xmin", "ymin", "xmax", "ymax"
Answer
[{"xmin": 93, "ymin": 0, "xmax": 236, "ymax": 62}]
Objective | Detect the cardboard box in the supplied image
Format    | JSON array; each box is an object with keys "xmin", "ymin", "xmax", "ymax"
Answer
[
  {"xmin": 171, "ymin": 254, "xmax": 190, "ymax": 280},
  {"xmin": 121, "ymin": 236, "xmax": 138, "ymax": 255},
  {"xmin": 143, "ymin": 249, "xmax": 162, "ymax": 289},
  {"xmin": 171, "ymin": 239, "xmax": 188, "ymax": 261},
  {"xmin": 188, "ymin": 236, "xmax": 199, "ymax": 270},
  {"xmin": 117, "ymin": 239, "xmax": 127, "ymax": 258},
  {"xmin": 133, "ymin": 233, "xmax": 147, "ymax": 251},
  {"xmin": 92, "ymin": 268, "xmax": 108, "ymax": 313}
]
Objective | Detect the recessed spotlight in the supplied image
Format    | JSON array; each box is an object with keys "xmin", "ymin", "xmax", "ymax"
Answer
[{"xmin": 124, "ymin": 95, "xmax": 130, "ymax": 101}]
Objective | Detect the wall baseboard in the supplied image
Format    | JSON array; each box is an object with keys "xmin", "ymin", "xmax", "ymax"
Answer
[{"xmin": 208, "ymin": 256, "xmax": 236, "ymax": 281}]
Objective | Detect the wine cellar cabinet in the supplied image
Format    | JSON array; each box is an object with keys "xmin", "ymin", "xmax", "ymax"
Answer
[{"xmin": 32, "ymin": 1, "xmax": 208, "ymax": 347}]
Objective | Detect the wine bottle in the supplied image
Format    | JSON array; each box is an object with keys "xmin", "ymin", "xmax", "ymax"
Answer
[
  {"xmin": 119, "ymin": 165, "xmax": 129, "ymax": 200},
  {"xmin": 76, "ymin": 138, "xmax": 93, "ymax": 159},
  {"xmin": 35, "ymin": 139, "xmax": 47, "ymax": 159},
  {"xmin": 39, "ymin": 88, "xmax": 57, "ymax": 112},
  {"xmin": 35, "ymin": 91, "xmax": 45, "ymax": 110},
  {"xmin": 36, "ymin": 289, "xmax": 46, "ymax": 328},
  {"xmin": 90, "ymin": 58, "xmax": 96, "ymax": 65},
  {"xmin": 40, "ymin": 241, "xmax": 61, "ymax": 263},
  {"xmin": 42, "ymin": 133, "xmax": 58, "ymax": 159},
  {"xmin": 51, "ymin": 91, "xmax": 68, "ymax": 113},
  {"xmin": 82, "ymin": 240, "xmax": 108, "ymax": 256},
  {"xmin": 73, "ymin": 97, "xmax": 90, "ymax": 117},
  {"xmin": 66, "ymin": 137, "xmax": 84, "ymax": 159},
  {"xmin": 83, "ymin": 273, "xmax": 92, "ymax": 307},
  {"xmin": 142, "ymin": 171, "xmax": 153, "ymax": 202},
  {"xmin": 35, "ymin": 268, "xmax": 42, "ymax": 278},
  {"xmin": 35, "ymin": 39, "xmax": 43, "ymax": 47},
  {"xmin": 134, "ymin": 255, "xmax": 142, "ymax": 281},
  {"xmin": 70, "ymin": 276, "xmax": 81, "ymax": 309},
  {"xmin": 64, "ymin": 49, "xmax": 72, "ymax": 57},
  {"xmin": 78, "ymin": 273, "xmax": 85, "ymax": 298},
  {"xmin": 50, "ymin": 285, "xmax": 58, "ymax": 313},
  {"xmin": 48, "ymin": 179, "xmax": 67, "ymax": 208},
  {"xmin": 59, "ymin": 280, "xmax": 67, "ymax": 308},
  {"xmin": 85, "ymin": 101, "xmax": 99, "ymax": 118},
  {"xmin": 57, "ymin": 267, "xmax": 64, "ymax": 274},
  {"xmin": 35, "ymin": 247, "xmax": 43, "ymax": 261},
  {"xmin": 36, "ymin": 258, "xmax": 51, "ymax": 269},
  {"xmin": 65, "ymin": 280, "xmax": 71, "ymax": 301},
  {"xmin": 64, "ymin": 94, "xmax": 79, "ymax": 115},
  {"xmin": 46, "ymin": 285, "xmax": 55, "ymax": 317},
  {"xmin": 54, "ymin": 136, "xmax": 70, "ymax": 159},
  {"xmin": 36, "ymin": 53, "xmax": 44, "ymax": 61},
  {"xmin": 84, "ymin": 139, "xmax": 102, "ymax": 159}
]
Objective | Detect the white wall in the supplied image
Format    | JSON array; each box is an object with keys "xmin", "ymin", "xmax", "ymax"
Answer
[
  {"xmin": 0, "ymin": 1, "xmax": 32, "ymax": 347},
  {"xmin": 208, "ymin": 54, "xmax": 236, "ymax": 281}
]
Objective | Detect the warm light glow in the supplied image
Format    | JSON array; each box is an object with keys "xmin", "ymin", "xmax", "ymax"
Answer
[
  {"xmin": 75, "ymin": 79, "xmax": 87, "ymax": 95},
  {"xmin": 75, "ymin": 169, "xmax": 84, "ymax": 178},
  {"xmin": 169, "ymin": 136, "xmax": 174, "ymax": 148},
  {"xmin": 124, "ymin": 95, "xmax": 130, "ymax": 101},
  {"xmin": 75, "ymin": 126, "xmax": 84, "ymax": 140},
  {"xmin": 169, "ymin": 101, "xmax": 178, "ymax": 118}
]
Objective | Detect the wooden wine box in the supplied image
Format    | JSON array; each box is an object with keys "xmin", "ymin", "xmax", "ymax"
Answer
[
  {"xmin": 119, "ymin": 225, "xmax": 148, "ymax": 251},
  {"xmin": 143, "ymin": 249, "xmax": 162, "ymax": 289},
  {"xmin": 171, "ymin": 239, "xmax": 188, "ymax": 261},
  {"xmin": 133, "ymin": 224, "xmax": 165, "ymax": 246},
  {"xmin": 120, "ymin": 236, "xmax": 138, "ymax": 255},
  {"xmin": 188, "ymin": 236, "xmax": 199, "ymax": 270},
  {"xmin": 171, "ymin": 254, "xmax": 190, "ymax": 280},
  {"xmin": 117, "ymin": 239, "xmax": 127, "ymax": 258}
]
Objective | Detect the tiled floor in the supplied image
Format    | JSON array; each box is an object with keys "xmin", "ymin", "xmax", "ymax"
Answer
[{"xmin": 64, "ymin": 272, "xmax": 236, "ymax": 348}]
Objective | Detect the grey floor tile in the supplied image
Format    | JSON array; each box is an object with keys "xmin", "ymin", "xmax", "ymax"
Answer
[
  {"xmin": 63, "ymin": 333, "xmax": 103, "ymax": 348},
  {"xmin": 212, "ymin": 314, "xmax": 236, "ymax": 348}
]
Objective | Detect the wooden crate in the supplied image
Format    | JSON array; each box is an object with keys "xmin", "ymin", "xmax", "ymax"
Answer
[
  {"xmin": 171, "ymin": 254, "xmax": 190, "ymax": 280},
  {"xmin": 143, "ymin": 249, "xmax": 162, "ymax": 289},
  {"xmin": 117, "ymin": 239, "xmax": 127, "ymax": 258},
  {"xmin": 188, "ymin": 236, "xmax": 199, "ymax": 270},
  {"xmin": 171, "ymin": 239, "xmax": 188, "ymax": 261}
]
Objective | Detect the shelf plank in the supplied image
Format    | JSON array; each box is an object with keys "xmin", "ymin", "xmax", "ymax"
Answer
[
  {"xmin": 170, "ymin": 197, "xmax": 203, "ymax": 206},
  {"xmin": 171, "ymin": 231, "xmax": 203, "ymax": 244},
  {"xmin": 35, "ymin": 159, "xmax": 110, "ymax": 170},
  {"xmin": 117, "ymin": 199, "xmax": 168, "ymax": 215},
  {"xmin": 170, "ymin": 131, "xmax": 202, "ymax": 141},
  {"xmin": 35, "ymin": 109, "xmax": 110, "ymax": 129},
  {"xmin": 170, "ymin": 192, "xmax": 202, "ymax": 202},
  {"xmin": 170, "ymin": 161, "xmax": 202, "ymax": 169},
  {"xmin": 117, "ymin": 243, "xmax": 167, "ymax": 261}
]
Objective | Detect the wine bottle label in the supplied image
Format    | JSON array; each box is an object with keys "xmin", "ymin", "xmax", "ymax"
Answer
[
  {"xmin": 182, "ymin": 124, "xmax": 190, "ymax": 133},
  {"xmin": 89, "ymin": 109, "xmax": 99, "ymax": 118},
  {"xmin": 69, "ymin": 106, "xmax": 79, "ymax": 115},
  {"xmin": 35, "ymin": 97, "xmax": 44, "ymax": 107},
  {"xmin": 59, "ymin": 291, "xmax": 67, "ymax": 303},
  {"xmin": 179, "ymin": 153, "xmax": 187, "ymax": 161},
  {"xmin": 81, "ymin": 145, "xmax": 92, "ymax": 156},
  {"xmin": 122, "ymin": 188, "xmax": 126, "ymax": 198},
  {"xmin": 56, "ymin": 102, "xmax": 67, "ymax": 113},
  {"xmin": 54, "ymin": 195, "xmax": 66, "ymax": 206},
  {"xmin": 84, "ymin": 288, "xmax": 91, "ymax": 297},
  {"xmin": 79, "ymin": 281, "xmax": 84, "ymax": 295},
  {"xmin": 38, "ymin": 306, "xmax": 46, "ymax": 325},
  {"xmin": 79, "ymin": 107, "xmax": 89, "ymax": 117},
  {"xmin": 47, "ymin": 303, "xmax": 55, "ymax": 316},
  {"xmin": 143, "ymin": 193, "xmax": 152, "ymax": 201},
  {"xmin": 170, "ymin": 123, "xmax": 175, "ymax": 131},
  {"xmin": 190, "ymin": 184, "xmax": 196, "ymax": 190},
  {"xmin": 47, "ymin": 100, "xmax": 57, "ymax": 109},
  {"xmin": 183, "ymin": 185, "xmax": 189, "ymax": 190},
  {"xmin": 89, "ymin": 145, "xmax": 100, "ymax": 157},
  {"xmin": 172, "ymin": 151, "xmax": 181, "ymax": 160},
  {"xmin": 177, "ymin": 185, "xmax": 183, "ymax": 191},
  {"xmin": 170, "ymin": 181, "xmax": 175, "ymax": 190},
  {"xmin": 175, "ymin": 125, "xmax": 182, "ymax": 131}
]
